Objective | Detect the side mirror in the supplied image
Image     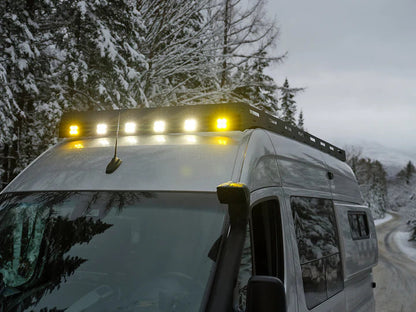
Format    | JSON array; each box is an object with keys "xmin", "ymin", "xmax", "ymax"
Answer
[{"xmin": 246, "ymin": 276, "xmax": 287, "ymax": 312}]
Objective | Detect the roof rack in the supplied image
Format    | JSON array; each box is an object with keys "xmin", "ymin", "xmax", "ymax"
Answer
[
  {"xmin": 59, "ymin": 102, "xmax": 346, "ymax": 161},
  {"xmin": 229, "ymin": 103, "xmax": 346, "ymax": 161}
]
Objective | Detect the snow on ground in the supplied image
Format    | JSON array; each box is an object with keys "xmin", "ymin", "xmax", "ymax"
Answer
[
  {"xmin": 374, "ymin": 213, "xmax": 393, "ymax": 226},
  {"xmin": 394, "ymin": 231, "xmax": 416, "ymax": 262}
]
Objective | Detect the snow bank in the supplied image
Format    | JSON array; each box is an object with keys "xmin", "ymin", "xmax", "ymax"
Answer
[
  {"xmin": 394, "ymin": 231, "xmax": 416, "ymax": 262},
  {"xmin": 374, "ymin": 213, "xmax": 393, "ymax": 226}
]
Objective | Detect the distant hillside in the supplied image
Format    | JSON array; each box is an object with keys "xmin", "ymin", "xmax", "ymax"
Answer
[
  {"xmin": 331, "ymin": 138, "xmax": 416, "ymax": 177},
  {"xmin": 331, "ymin": 137, "xmax": 416, "ymax": 240}
]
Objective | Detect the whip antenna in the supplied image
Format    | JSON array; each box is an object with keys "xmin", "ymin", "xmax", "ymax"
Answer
[{"xmin": 105, "ymin": 111, "xmax": 122, "ymax": 174}]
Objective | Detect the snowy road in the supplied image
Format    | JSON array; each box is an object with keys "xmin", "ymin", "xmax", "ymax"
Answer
[{"xmin": 373, "ymin": 213, "xmax": 416, "ymax": 312}]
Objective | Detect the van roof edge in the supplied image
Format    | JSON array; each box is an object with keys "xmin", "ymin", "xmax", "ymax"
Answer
[{"xmin": 59, "ymin": 103, "xmax": 346, "ymax": 162}]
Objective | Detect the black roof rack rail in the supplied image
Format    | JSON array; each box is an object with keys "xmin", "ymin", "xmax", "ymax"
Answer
[
  {"xmin": 59, "ymin": 102, "xmax": 346, "ymax": 161},
  {"xmin": 233, "ymin": 103, "xmax": 346, "ymax": 161}
]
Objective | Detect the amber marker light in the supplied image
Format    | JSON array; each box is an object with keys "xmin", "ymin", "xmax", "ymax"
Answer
[
  {"xmin": 216, "ymin": 118, "xmax": 228, "ymax": 130},
  {"xmin": 69, "ymin": 125, "xmax": 79, "ymax": 136},
  {"xmin": 153, "ymin": 120, "xmax": 166, "ymax": 133},
  {"xmin": 96, "ymin": 123, "xmax": 108, "ymax": 135},
  {"xmin": 184, "ymin": 119, "xmax": 197, "ymax": 132},
  {"xmin": 125, "ymin": 122, "xmax": 136, "ymax": 134}
]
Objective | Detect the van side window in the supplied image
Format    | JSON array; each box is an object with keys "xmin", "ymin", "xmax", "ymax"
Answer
[
  {"xmin": 348, "ymin": 212, "xmax": 369, "ymax": 239},
  {"xmin": 234, "ymin": 199, "xmax": 283, "ymax": 311},
  {"xmin": 291, "ymin": 197, "xmax": 343, "ymax": 309},
  {"xmin": 251, "ymin": 200, "xmax": 284, "ymax": 279}
]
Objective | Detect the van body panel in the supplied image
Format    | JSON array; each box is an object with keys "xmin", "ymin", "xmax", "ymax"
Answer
[
  {"xmin": 267, "ymin": 133, "xmax": 331, "ymax": 193},
  {"xmin": 239, "ymin": 130, "xmax": 281, "ymax": 190},
  {"xmin": 344, "ymin": 270, "xmax": 376, "ymax": 312},
  {"xmin": 321, "ymin": 153, "xmax": 363, "ymax": 204},
  {"xmin": 230, "ymin": 130, "xmax": 253, "ymax": 182},
  {"xmin": 335, "ymin": 203, "xmax": 378, "ymax": 278}
]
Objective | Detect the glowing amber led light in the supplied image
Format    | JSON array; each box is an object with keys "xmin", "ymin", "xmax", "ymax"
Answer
[
  {"xmin": 184, "ymin": 119, "xmax": 197, "ymax": 132},
  {"xmin": 69, "ymin": 125, "xmax": 79, "ymax": 136},
  {"xmin": 96, "ymin": 123, "xmax": 108, "ymax": 135},
  {"xmin": 216, "ymin": 118, "xmax": 228, "ymax": 130}
]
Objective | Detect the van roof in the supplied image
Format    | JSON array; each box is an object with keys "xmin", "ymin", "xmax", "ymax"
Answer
[
  {"xmin": 3, "ymin": 128, "xmax": 362, "ymax": 204},
  {"xmin": 4, "ymin": 132, "xmax": 245, "ymax": 193}
]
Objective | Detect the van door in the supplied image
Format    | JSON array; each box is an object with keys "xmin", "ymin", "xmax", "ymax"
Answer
[
  {"xmin": 335, "ymin": 203, "xmax": 377, "ymax": 312},
  {"xmin": 289, "ymin": 196, "xmax": 346, "ymax": 312},
  {"xmin": 234, "ymin": 189, "xmax": 297, "ymax": 312}
]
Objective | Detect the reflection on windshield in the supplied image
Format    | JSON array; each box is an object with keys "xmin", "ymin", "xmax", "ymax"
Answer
[{"xmin": 0, "ymin": 191, "xmax": 225, "ymax": 312}]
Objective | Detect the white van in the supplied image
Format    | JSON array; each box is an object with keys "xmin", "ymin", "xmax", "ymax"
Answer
[{"xmin": 0, "ymin": 103, "xmax": 378, "ymax": 312}]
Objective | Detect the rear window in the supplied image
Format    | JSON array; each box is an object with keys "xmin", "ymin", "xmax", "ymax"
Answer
[{"xmin": 348, "ymin": 212, "xmax": 370, "ymax": 240}]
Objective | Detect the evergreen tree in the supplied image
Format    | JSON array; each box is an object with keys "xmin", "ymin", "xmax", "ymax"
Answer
[
  {"xmin": 279, "ymin": 78, "xmax": 298, "ymax": 125},
  {"xmin": 345, "ymin": 147, "xmax": 388, "ymax": 218},
  {"xmin": 0, "ymin": 0, "xmax": 60, "ymax": 184},
  {"xmin": 397, "ymin": 161, "xmax": 416, "ymax": 184},
  {"xmin": 298, "ymin": 110, "xmax": 305, "ymax": 130},
  {"xmin": 205, "ymin": 0, "xmax": 285, "ymax": 104},
  {"xmin": 136, "ymin": 0, "xmax": 214, "ymax": 107},
  {"xmin": 232, "ymin": 51, "xmax": 278, "ymax": 115},
  {"xmin": 54, "ymin": 0, "xmax": 147, "ymax": 110}
]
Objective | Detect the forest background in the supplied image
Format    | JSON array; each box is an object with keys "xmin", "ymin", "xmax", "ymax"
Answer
[{"xmin": 0, "ymin": 0, "xmax": 415, "ymax": 239}]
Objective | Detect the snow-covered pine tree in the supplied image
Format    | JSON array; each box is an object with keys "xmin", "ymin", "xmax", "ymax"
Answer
[
  {"xmin": 1, "ymin": 0, "xmax": 149, "ymax": 188},
  {"xmin": 0, "ymin": 0, "xmax": 61, "ymax": 185},
  {"xmin": 279, "ymin": 78, "xmax": 298, "ymax": 125},
  {"xmin": 297, "ymin": 110, "xmax": 305, "ymax": 130},
  {"xmin": 369, "ymin": 160, "xmax": 388, "ymax": 215},
  {"xmin": 54, "ymin": 0, "xmax": 148, "ymax": 110},
  {"xmin": 345, "ymin": 147, "xmax": 388, "ymax": 219},
  {"xmin": 387, "ymin": 161, "xmax": 416, "ymax": 241},
  {"xmin": 397, "ymin": 161, "xmax": 416, "ymax": 184},
  {"xmin": 232, "ymin": 51, "xmax": 278, "ymax": 115},
  {"xmin": 206, "ymin": 0, "xmax": 285, "ymax": 105},
  {"xmin": 136, "ymin": 0, "xmax": 216, "ymax": 107}
]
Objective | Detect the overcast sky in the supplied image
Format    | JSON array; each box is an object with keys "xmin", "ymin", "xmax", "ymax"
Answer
[{"xmin": 266, "ymin": 0, "xmax": 416, "ymax": 153}]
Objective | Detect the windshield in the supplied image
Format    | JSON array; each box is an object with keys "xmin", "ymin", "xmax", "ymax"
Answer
[{"xmin": 0, "ymin": 191, "xmax": 226, "ymax": 312}]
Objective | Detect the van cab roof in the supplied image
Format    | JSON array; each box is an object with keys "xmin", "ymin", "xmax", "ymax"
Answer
[
  {"xmin": 3, "ymin": 103, "xmax": 362, "ymax": 204},
  {"xmin": 4, "ymin": 131, "xmax": 362, "ymax": 204}
]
